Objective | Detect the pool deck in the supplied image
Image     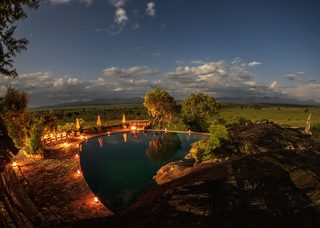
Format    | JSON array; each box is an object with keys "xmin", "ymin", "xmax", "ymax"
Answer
[{"xmin": 12, "ymin": 135, "xmax": 113, "ymax": 225}]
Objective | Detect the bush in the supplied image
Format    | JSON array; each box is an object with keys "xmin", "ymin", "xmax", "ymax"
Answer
[
  {"xmin": 27, "ymin": 120, "xmax": 44, "ymax": 154},
  {"xmin": 190, "ymin": 123, "xmax": 228, "ymax": 162}
]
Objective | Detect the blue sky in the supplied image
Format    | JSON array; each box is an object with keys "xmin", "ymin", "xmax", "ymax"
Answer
[{"xmin": 1, "ymin": 0, "xmax": 320, "ymax": 106}]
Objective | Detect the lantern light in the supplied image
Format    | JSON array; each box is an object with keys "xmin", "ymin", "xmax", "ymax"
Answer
[
  {"xmin": 77, "ymin": 169, "xmax": 81, "ymax": 175},
  {"xmin": 94, "ymin": 196, "xmax": 99, "ymax": 203},
  {"xmin": 12, "ymin": 162, "xmax": 17, "ymax": 168}
]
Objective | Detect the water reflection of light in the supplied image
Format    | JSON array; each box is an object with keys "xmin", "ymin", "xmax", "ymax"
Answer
[
  {"xmin": 123, "ymin": 133, "xmax": 127, "ymax": 142},
  {"xmin": 98, "ymin": 137, "xmax": 104, "ymax": 148}
]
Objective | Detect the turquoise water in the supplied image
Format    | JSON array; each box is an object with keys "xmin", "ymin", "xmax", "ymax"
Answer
[{"xmin": 80, "ymin": 131, "xmax": 205, "ymax": 211}]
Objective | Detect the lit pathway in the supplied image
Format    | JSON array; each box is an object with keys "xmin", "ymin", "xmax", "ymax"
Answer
[{"xmin": 12, "ymin": 136, "xmax": 112, "ymax": 225}]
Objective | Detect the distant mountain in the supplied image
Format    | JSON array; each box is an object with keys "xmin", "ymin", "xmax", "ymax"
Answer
[
  {"xmin": 36, "ymin": 97, "xmax": 144, "ymax": 109},
  {"xmin": 34, "ymin": 96, "xmax": 319, "ymax": 109},
  {"xmin": 216, "ymin": 96, "xmax": 320, "ymax": 106}
]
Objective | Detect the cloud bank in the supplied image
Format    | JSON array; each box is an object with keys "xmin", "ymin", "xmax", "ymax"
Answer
[{"xmin": 1, "ymin": 59, "xmax": 319, "ymax": 107}]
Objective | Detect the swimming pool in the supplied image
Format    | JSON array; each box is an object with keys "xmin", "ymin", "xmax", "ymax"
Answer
[{"xmin": 80, "ymin": 131, "xmax": 206, "ymax": 211}]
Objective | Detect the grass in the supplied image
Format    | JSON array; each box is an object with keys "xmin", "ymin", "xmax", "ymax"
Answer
[
  {"xmin": 31, "ymin": 103, "xmax": 320, "ymax": 129},
  {"xmin": 218, "ymin": 106, "xmax": 320, "ymax": 127}
]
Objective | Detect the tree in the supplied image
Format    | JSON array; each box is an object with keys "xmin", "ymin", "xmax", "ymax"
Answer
[
  {"xmin": 181, "ymin": 93, "xmax": 219, "ymax": 132},
  {"xmin": 0, "ymin": 87, "xmax": 30, "ymax": 148},
  {"xmin": 1, "ymin": 0, "xmax": 39, "ymax": 77},
  {"xmin": 143, "ymin": 88, "xmax": 178, "ymax": 128}
]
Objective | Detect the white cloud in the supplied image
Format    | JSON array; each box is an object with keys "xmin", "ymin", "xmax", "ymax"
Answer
[
  {"xmin": 115, "ymin": 8, "xmax": 128, "ymax": 24},
  {"xmin": 248, "ymin": 61, "xmax": 262, "ymax": 67},
  {"xmin": 284, "ymin": 71, "xmax": 305, "ymax": 81},
  {"xmin": 282, "ymin": 82, "xmax": 320, "ymax": 101},
  {"xmin": 146, "ymin": 2, "xmax": 156, "ymax": 17},
  {"xmin": 103, "ymin": 66, "xmax": 156, "ymax": 78},
  {"xmin": 269, "ymin": 81, "xmax": 278, "ymax": 89}
]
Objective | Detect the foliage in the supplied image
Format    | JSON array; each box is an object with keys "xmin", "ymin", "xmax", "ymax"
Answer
[
  {"xmin": 0, "ymin": 87, "xmax": 30, "ymax": 148},
  {"xmin": 181, "ymin": 93, "xmax": 219, "ymax": 132},
  {"xmin": 143, "ymin": 88, "xmax": 178, "ymax": 128},
  {"xmin": 27, "ymin": 119, "xmax": 44, "ymax": 153},
  {"xmin": 190, "ymin": 123, "xmax": 228, "ymax": 162},
  {"xmin": 0, "ymin": 0, "xmax": 39, "ymax": 77},
  {"xmin": 229, "ymin": 116, "xmax": 252, "ymax": 127}
]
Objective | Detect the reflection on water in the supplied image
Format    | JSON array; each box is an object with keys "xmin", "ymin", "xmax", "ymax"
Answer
[
  {"xmin": 97, "ymin": 137, "xmax": 103, "ymax": 148},
  {"xmin": 123, "ymin": 133, "xmax": 127, "ymax": 142},
  {"xmin": 146, "ymin": 132, "xmax": 182, "ymax": 164},
  {"xmin": 80, "ymin": 132, "xmax": 205, "ymax": 211}
]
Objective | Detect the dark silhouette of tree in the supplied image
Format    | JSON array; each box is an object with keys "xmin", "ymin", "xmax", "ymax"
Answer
[{"xmin": 0, "ymin": 0, "xmax": 39, "ymax": 77}]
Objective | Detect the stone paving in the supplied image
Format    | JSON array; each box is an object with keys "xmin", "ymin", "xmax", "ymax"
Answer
[{"xmin": 12, "ymin": 136, "xmax": 113, "ymax": 225}]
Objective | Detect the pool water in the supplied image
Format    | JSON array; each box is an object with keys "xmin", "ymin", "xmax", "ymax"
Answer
[{"xmin": 80, "ymin": 131, "xmax": 205, "ymax": 211}]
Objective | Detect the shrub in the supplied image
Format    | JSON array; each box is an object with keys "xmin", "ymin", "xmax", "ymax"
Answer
[
  {"xmin": 190, "ymin": 123, "xmax": 228, "ymax": 162},
  {"xmin": 27, "ymin": 120, "xmax": 44, "ymax": 154}
]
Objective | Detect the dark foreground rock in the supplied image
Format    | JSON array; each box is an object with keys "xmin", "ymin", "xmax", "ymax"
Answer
[{"xmin": 67, "ymin": 123, "xmax": 320, "ymax": 227}]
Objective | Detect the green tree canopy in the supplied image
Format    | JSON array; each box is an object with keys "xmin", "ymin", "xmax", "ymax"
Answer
[
  {"xmin": 143, "ymin": 88, "xmax": 178, "ymax": 128},
  {"xmin": 181, "ymin": 93, "xmax": 219, "ymax": 132},
  {"xmin": 0, "ymin": 0, "xmax": 39, "ymax": 77}
]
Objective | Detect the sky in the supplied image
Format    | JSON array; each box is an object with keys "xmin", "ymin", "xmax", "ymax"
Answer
[{"xmin": 0, "ymin": 0, "xmax": 320, "ymax": 107}]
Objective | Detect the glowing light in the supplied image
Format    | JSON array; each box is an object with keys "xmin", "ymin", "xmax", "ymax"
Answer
[
  {"xmin": 165, "ymin": 128, "xmax": 167, "ymax": 133},
  {"xmin": 75, "ymin": 154, "xmax": 79, "ymax": 158},
  {"xmin": 131, "ymin": 126, "xmax": 137, "ymax": 131},
  {"xmin": 77, "ymin": 169, "xmax": 81, "ymax": 175},
  {"xmin": 107, "ymin": 131, "xmax": 111, "ymax": 136},
  {"xmin": 188, "ymin": 129, "xmax": 191, "ymax": 135},
  {"xmin": 123, "ymin": 133, "xmax": 127, "ymax": 142},
  {"xmin": 76, "ymin": 144, "xmax": 79, "ymax": 148},
  {"xmin": 12, "ymin": 162, "xmax": 17, "ymax": 168},
  {"xmin": 93, "ymin": 196, "xmax": 99, "ymax": 203}
]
